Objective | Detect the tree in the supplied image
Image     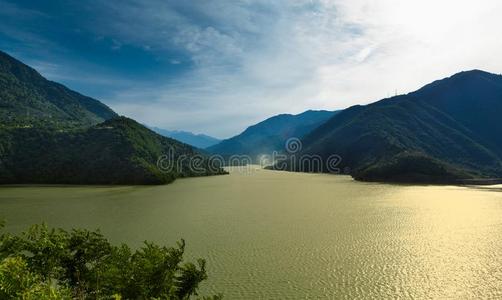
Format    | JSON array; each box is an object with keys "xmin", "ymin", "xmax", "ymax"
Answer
[
  {"xmin": 0, "ymin": 222, "xmax": 222, "ymax": 299},
  {"xmin": 0, "ymin": 256, "xmax": 72, "ymax": 299}
]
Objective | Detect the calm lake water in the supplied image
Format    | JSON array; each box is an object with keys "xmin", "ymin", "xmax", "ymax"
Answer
[{"xmin": 1, "ymin": 167, "xmax": 502, "ymax": 299}]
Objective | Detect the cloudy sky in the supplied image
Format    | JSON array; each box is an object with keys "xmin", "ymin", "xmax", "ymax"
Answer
[{"xmin": 1, "ymin": 0, "xmax": 502, "ymax": 138}]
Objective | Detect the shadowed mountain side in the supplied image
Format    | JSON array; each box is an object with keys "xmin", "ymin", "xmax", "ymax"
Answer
[{"xmin": 279, "ymin": 70, "xmax": 502, "ymax": 183}]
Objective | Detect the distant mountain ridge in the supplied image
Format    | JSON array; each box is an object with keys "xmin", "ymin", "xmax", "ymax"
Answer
[
  {"xmin": 150, "ymin": 127, "xmax": 221, "ymax": 149},
  {"xmin": 207, "ymin": 110, "xmax": 338, "ymax": 160},
  {"xmin": 0, "ymin": 50, "xmax": 225, "ymax": 184},
  {"xmin": 284, "ymin": 70, "xmax": 502, "ymax": 183}
]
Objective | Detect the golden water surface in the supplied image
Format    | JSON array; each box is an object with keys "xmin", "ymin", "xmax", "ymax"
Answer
[{"xmin": 1, "ymin": 167, "xmax": 502, "ymax": 299}]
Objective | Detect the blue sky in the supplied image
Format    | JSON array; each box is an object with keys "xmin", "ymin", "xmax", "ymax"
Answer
[{"xmin": 1, "ymin": 0, "xmax": 502, "ymax": 138}]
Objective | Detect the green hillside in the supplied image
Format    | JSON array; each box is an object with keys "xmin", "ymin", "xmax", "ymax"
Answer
[
  {"xmin": 0, "ymin": 51, "xmax": 225, "ymax": 184},
  {"xmin": 0, "ymin": 50, "xmax": 117, "ymax": 128},
  {"xmin": 0, "ymin": 117, "xmax": 225, "ymax": 184}
]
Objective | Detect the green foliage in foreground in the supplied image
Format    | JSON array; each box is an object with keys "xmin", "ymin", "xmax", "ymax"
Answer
[{"xmin": 0, "ymin": 222, "xmax": 222, "ymax": 299}]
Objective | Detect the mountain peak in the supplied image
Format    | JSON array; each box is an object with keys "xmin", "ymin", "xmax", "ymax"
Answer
[
  {"xmin": 411, "ymin": 69, "xmax": 502, "ymax": 98},
  {"xmin": 450, "ymin": 69, "xmax": 500, "ymax": 80}
]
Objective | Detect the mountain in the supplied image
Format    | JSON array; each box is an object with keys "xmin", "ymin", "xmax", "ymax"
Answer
[
  {"xmin": 207, "ymin": 110, "xmax": 338, "ymax": 160},
  {"xmin": 283, "ymin": 70, "xmax": 502, "ymax": 183},
  {"xmin": 0, "ymin": 50, "xmax": 225, "ymax": 184},
  {"xmin": 0, "ymin": 117, "xmax": 225, "ymax": 184},
  {"xmin": 0, "ymin": 50, "xmax": 117, "ymax": 127},
  {"xmin": 151, "ymin": 127, "xmax": 221, "ymax": 149}
]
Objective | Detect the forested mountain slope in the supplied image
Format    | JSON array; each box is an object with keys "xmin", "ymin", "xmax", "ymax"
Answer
[
  {"xmin": 285, "ymin": 70, "xmax": 502, "ymax": 183},
  {"xmin": 0, "ymin": 51, "xmax": 225, "ymax": 184}
]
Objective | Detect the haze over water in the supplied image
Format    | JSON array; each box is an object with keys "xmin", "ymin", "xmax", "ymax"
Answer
[{"xmin": 1, "ymin": 167, "xmax": 502, "ymax": 299}]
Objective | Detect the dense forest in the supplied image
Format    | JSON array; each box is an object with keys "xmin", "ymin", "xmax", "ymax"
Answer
[
  {"xmin": 0, "ymin": 117, "xmax": 226, "ymax": 184},
  {"xmin": 0, "ymin": 221, "xmax": 222, "ymax": 299},
  {"xmin": 0, "ymin": 50, "xmax": 226, "ymax": 184}
]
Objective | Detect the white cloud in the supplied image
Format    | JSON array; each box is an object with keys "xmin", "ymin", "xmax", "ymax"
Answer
[
  {"xmin": 315, "ymin": 0, "xmax": 502, "ymax": 107},
  {"xmin": 100, "ymin": 0, "xmax": 502, "ymax": 137}
]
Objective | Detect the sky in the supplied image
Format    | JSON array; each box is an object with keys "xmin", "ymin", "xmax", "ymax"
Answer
[{"xmin": 1, "ymin": 0, "xmax": 502, "ymax": 138}]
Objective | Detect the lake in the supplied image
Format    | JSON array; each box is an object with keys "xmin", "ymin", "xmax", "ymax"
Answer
[{"xmin": 1, "ymin": 167, "xmax": 502, "ymax": 299}]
